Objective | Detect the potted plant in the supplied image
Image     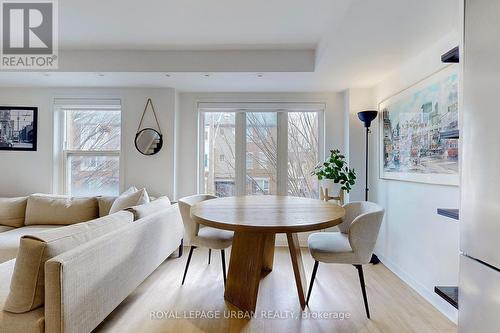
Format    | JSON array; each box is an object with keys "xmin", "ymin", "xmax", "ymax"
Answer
[{"xmin": 312, "ymin": 149, "xmax": 356, "ymax": 197}]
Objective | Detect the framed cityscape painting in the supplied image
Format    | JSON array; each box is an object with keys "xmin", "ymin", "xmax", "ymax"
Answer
[
  {"xmin": 0, "ymin": 106, "xmax": 38, "ymax": 151},
  {"xmin": 379, "ymin": 65, "xmax": 459, "ymax": 186}
]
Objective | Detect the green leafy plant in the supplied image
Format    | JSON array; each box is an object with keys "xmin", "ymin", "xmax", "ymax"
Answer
[{"xmin": 312, "ymin": 149, "xmax": 356, "ymax": 193}]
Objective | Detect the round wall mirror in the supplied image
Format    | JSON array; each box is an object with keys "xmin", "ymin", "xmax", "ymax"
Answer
[{"xmin": 135, "ymin": 128, "xmax": 163, "ymax": 156}]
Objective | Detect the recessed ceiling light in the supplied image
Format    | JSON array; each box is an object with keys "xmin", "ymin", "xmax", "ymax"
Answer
[{"xmin": 256, "ymin": 73, "xmax": 264, "ymax": 78}]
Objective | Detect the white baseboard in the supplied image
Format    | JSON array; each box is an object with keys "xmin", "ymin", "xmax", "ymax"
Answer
[{"xmin": 376, "ymin": 253, "xmax": 458, "ymax": 324}]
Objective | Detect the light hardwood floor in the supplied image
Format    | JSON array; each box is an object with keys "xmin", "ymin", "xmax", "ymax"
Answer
[{"xmin": 95, "ymin": 247, "xmax": 457, "ymax": 333}]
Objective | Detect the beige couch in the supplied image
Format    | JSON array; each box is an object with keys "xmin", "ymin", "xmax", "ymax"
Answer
[{"xmin": 0, "ymin": 194, "xmax": 183, "ymax": 333}]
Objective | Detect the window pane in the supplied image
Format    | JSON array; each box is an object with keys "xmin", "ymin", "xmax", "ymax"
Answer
[
  {"xmin": 246, "ymin": 112, "xmax": 277, "ymax": 195},
  {"xmin": 288, "ymin": 112, "xmax": 319, "ymax": 198},
  {"xmin": 68, "ymin": 155, "xmax": 119, "ymax": 196},
  {"xmin": 65, "ymin": 110, "xmax": 121, "ymax": 150},
  {"xmin": 204, "ymin": 112, "xmax": 236, "ymax": 197}
]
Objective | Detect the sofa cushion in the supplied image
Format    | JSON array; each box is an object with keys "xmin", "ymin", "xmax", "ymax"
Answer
[
  {"xmin": 25, "ymin": 194, "xmax": 99, "ymax": 226},
  {"xmin": 109, "ymin": 188, "xmax": 149, "ymax": 214},
  {"xmin": 4, "ymin": 210, "xmax": 134, "ymax": 313},
  {"xmin": 127, "ymin": 196, "xmax": 171, "ymax": 220},
  {"xmin": 97, "ymin": 196, "xmax": 116, "ymax": 217},
  {"xmin": 0, "ymin": 197, "xmax": 27, "ymax": 228},
  {"xmin": 0, "ymin": 225, "xmax": 61, "ymax": 264},
  {"xmin": 0, "ymin": 225, "xmax": 14, "ymax": 233},
  {"xmin": 0, "ymin": 260, "xmax": 44, "ymax": 333}
]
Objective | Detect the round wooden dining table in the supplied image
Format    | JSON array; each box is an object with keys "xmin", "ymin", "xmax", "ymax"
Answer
[{"xmin": 190, "ymin": 195, "xmax": 345, "ymax": 312}]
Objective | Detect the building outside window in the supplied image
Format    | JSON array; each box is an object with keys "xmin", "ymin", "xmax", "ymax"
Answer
[
  {"xmin": 258, "ymin": 151, "xmax": 268, "ymax": 169},
  {"xmin": 246, "ymin": 152, "xmax": 254, "ymax": 169}
]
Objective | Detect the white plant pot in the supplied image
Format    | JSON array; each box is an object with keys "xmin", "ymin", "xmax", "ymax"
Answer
[{"xmin": 319, "ymin": 179, "xmax": 342, "ymax": 197}]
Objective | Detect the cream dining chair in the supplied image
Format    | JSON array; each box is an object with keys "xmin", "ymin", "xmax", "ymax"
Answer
[
  {"xmin": 178, "ymin": 194, "xmax": 234, "ymax": 286},
  {"xmin": 306, "ymin": 201, "xmax": 384, "ymax": 318}
]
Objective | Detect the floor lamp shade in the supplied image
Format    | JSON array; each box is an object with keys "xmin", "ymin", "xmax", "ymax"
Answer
[{"xmin": 357, "ymin": 110, "xmax": 378, "ymax": 128}]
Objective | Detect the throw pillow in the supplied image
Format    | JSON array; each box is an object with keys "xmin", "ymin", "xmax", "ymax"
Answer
[{"xmin": 108, "ymin": 188, "xmax": 149, "ymax": 214}]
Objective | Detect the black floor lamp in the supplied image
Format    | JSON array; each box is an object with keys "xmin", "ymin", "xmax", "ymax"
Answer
[{"xmin": 357, "ymin": 110, "xmax": 380, "ymax": 265}]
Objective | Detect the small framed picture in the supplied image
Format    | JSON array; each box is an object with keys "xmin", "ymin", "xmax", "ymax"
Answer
[{"xmin": 0, "ymin": 106, "xmax": 38, "ymax": 151}]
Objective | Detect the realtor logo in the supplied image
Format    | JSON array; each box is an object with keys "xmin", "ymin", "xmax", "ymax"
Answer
[{"xmin": 1, "ymin": 0, "xmax": 58, "ymax": 69}]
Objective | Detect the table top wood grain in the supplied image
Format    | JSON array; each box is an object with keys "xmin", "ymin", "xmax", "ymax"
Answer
[{"xmin": 191, "ymin": 195, "xmax": 345, "ymax": 233}]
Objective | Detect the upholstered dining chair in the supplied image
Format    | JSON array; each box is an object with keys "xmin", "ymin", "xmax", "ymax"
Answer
[
  {"xmin": 306, "ymin": 201, "xmax": 384, "ymax": 318},
  {"xmin": 178, "ymin": 194, "xmax": 234, "ymax": 286}
]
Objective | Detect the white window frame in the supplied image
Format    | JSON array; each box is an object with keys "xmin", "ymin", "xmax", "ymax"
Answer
[
  {"xmin": 197, "ymin": 102, "xmax": 325, "ymax": 196},
  {"xmin": 54, "ymin": 98, "xmax": 122, "ymax": 196}
]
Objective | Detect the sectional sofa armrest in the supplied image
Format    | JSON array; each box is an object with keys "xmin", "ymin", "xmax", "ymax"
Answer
[{"xmin": 44, "ymin": 205, "xmax": 184, "ymax": 333}]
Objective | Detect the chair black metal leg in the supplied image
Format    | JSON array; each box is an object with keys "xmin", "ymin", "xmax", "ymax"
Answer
[
  {"xmin": 306, "ymin": 261, "xmax": 319, "ymax": 305},
  {"xmin": 221, "ymin": 249, "xmax": 227, "ymax": 286},
  {"xmin": 181, "ymin": 246, "xmax": 196, "ymax": 285},
  {"xmin": 354, "ymin": 264, "xmax": 370, "ymax": 319},
  {"xmin": 208, "ymin": 249, "xmax": 211, "ymax": 264},
  {"xmin": 178, "ymin": 238, "xmax": 183, "ymax": 258}
]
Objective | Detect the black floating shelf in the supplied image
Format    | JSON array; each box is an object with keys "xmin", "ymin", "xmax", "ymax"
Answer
[
  {"xmin": 440, "ymin": 129, "xmax": 459, "ymax": 139},
  {"xmin": 441, "ymin": 46, "xmax": 459, "ymax": 63},
  {"xmin": 435, "ymin": 286, "xmax": 458, "ymax": 309},
  {"xmin": 437, "ymin": 208, "xmax": 459, "ymax": 220}
]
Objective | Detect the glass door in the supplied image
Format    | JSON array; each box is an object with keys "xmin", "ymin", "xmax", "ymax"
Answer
[{"xmin": 201, "ymin": 108, "xmax": 322, "ymax": 198}]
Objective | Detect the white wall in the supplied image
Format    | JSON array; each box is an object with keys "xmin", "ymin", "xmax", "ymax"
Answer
[
  {"xmin": 175, "ymin": 92, "xmax": 346, "ymax": 199},
  {"xmin": 370, "ymin": 32, "xmax": 460, "ymax": 322},
  {"xmin": 0, "ymin": 87, "xmax": 176, "ymax": 198}
]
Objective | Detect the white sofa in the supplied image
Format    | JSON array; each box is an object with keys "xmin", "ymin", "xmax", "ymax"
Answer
[{"xmin": 0, "ymin": 194, "xmax": 183, "ymax": 333}]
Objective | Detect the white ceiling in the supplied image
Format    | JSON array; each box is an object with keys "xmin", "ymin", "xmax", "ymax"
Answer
[
  {"xmin": 0, "ymin": 0, "xmax": 459, "ymax": 91},
  {"xmin": 60, "ymin": 0, "xmax": 342, "ymax": 50}
]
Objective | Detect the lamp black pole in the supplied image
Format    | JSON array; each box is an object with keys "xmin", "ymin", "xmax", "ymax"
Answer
[
  {"xmin": 357, "ymin": 110, "xmax": 380, "ymax": 265},
  {"xmin": 364, "ymin": 126, "xmax": 370, "ymax": 201}
]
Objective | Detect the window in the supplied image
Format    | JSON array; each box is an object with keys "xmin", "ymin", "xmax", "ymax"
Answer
[
  {"xmin": 56, "ymin": 99, "xmax": 121, "ymax": 196},
  {"xmin": 251, "ymin": 178, "xmax": 270, "ymax": 195},
  {"xmin": 203, "ymin": 112, "xmax": 236, "ymax": 197},
  {"xmin": 287, "ymin": 112, "xmax": 320, "ymax": 198},
  {"xmin": 246, "ymin": 152, "xmax": 254, "ymax": 170},
  {"xmin": 246, "ymin": 112, "xmax": 277, "ymax": 195},
  {"xmin": 200, "ymin": 105, "xmax": 323, "ymax": 198},
  {"xmin": 258, "ymin": 152, "xmax": 268, "ymax": 169}
]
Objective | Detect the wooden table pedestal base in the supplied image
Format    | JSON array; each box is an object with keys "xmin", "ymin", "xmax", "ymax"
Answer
[{"xmin": 224, "ymin": 232, "xmax": 307, "ymax": 312}]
